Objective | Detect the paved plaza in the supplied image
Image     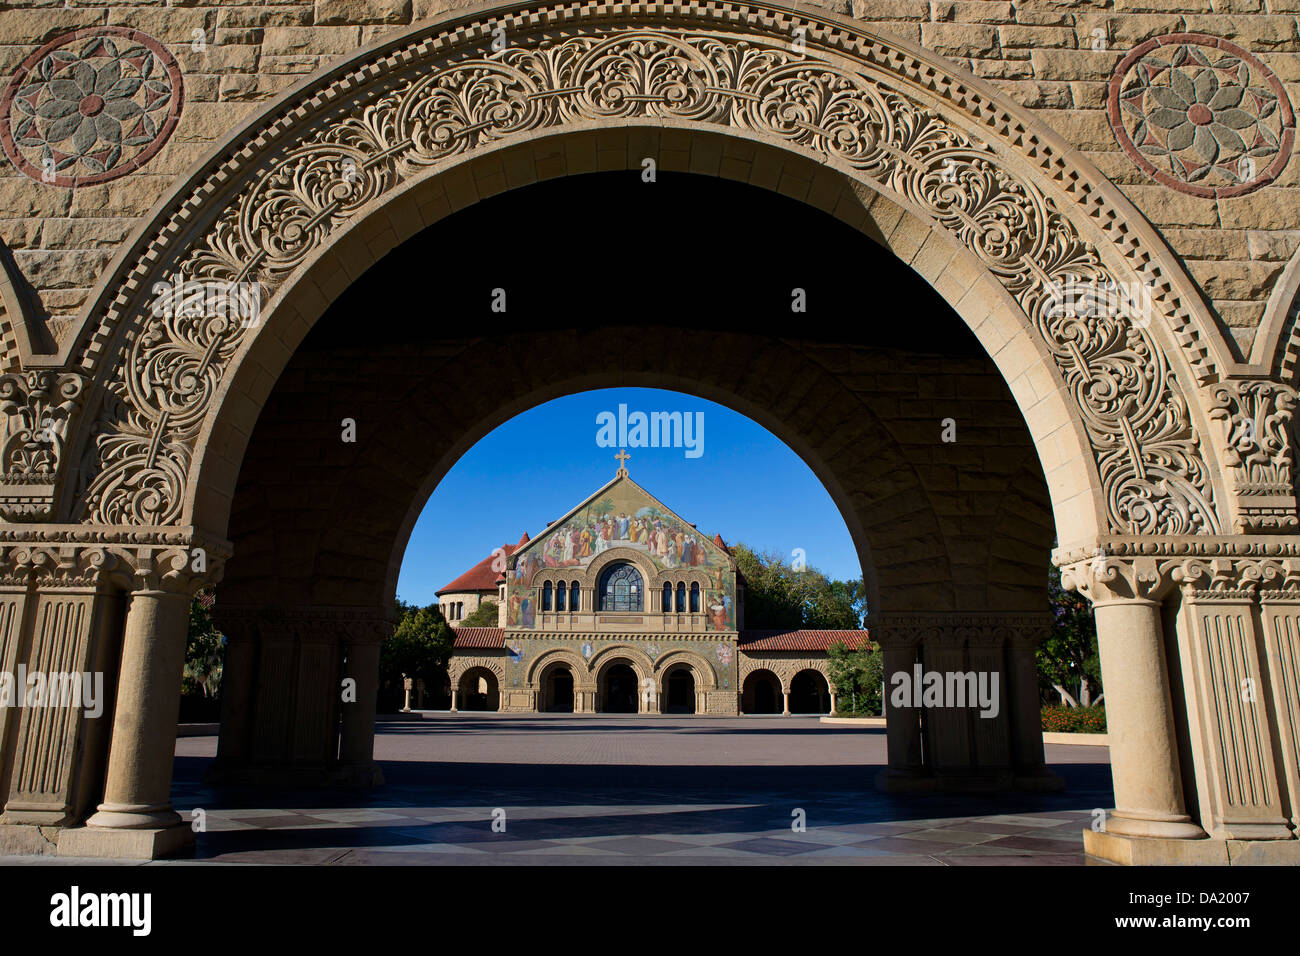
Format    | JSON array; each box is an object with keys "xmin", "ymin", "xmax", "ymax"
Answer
[{"xmin": 15, "ymin": 716, "xmax": 1113, "ymax": 865}]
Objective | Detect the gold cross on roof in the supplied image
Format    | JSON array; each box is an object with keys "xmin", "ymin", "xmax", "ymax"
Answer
[{"xmin": 615, "ymin": 449, "xmax": 630, "ymax": 474}]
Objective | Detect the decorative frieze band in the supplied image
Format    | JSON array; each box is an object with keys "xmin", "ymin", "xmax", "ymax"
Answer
[{"xmin": 0, "ymin": 532, "xmax": 228, "ymax": 593}]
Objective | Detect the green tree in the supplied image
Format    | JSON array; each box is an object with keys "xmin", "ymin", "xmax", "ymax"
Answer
[
  {"xmin": 731, "ymin": 544, "xmax": 866, "ymax": 629},
  {"xmin": 459, "ymin": 599, "xmax": 499, "ymax": 628},
  {"xmin": 381, "ymin": 601, "xmax": 455, "ymax": 707},
  {"xmin": 184, "ymin": 591, "xmax": 224, "ymax": 699},
  {"xmin": 826, "ymin": 640, "xmax": 883, "ymax": 715},
  {"xmin": 1040, "ymin": 563, "xmax": 1103, "ymax": 707}
]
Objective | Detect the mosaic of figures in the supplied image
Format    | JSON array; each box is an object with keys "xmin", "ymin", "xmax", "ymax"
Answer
[
  {"xmin": 515, "ymin": 483, "xmax": 719, "ymax": 580},
  {"xmin": 505, "ymin": 479, "xmax": 736, "ymax": 631}
]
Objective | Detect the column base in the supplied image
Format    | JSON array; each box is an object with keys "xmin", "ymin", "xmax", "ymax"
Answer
[
  {"xmin": 0, "ymin": 823, "xmax": 59, "ymax": 855},
  {"xmin": 1083, "ymin": 829, "xmax": 1300, "ymax": 865},
  {"xmin": 1105, "ymin": 809, "xmax": 1207, "ymax": 840},
  {"xmin": 85, "ymin": 803, "xmax": 182, "ymax": 829},
  {"xmin": 0, "ymin": 805, "xmax": 76, "ymax": 826},
  {"xmin": 57, "ymin": 823, "xmax": 194, "ymax": 861}
]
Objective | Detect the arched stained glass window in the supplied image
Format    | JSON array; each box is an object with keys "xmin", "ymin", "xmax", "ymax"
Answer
[
  {"xmin": 690, "ymin": 581, "xmax": 700, "ymax": 612},
  {"xmin": 662, "ymin": 582, "xmax": 672, "ymax": 613},
  {"xmin": 570, "ymin": 581, "xmax": 581, "ymax": 611},
  {"xmin": 599, "ymin": 562, "xmax": 643, "ymax": 611},
  {"xmin": 542, "ymin": 581, "xmax": 553, "ymax": 611},
  {"xmin": 556, "ymin": 582, "xmax": 567, "ymax": 611},
  {"xmin": 676, "ymin": 581, "xmax": 686, "ymax": 612}
]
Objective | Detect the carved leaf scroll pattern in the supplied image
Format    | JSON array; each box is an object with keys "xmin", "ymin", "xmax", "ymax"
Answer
[{"xmin": 75, "ymin": 29, "xmax": 1219, "ymax": 534}]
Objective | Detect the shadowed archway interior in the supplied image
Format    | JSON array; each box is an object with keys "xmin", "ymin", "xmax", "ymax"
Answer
[
  {"xmin": 210, "ymin": 168, "xmax": 1058, "ymax": 793},
  {"xmin": 216, "ymin": 170, "xmax": 1050, "ymax": 615}
]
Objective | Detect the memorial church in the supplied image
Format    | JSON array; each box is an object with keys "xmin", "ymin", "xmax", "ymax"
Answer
[{"xmin": 438, "ymin": 454, "xmax": 868, "ymax": 716}]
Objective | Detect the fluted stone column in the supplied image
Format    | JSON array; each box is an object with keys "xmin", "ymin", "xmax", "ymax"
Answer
[
  {"xmin": 1259, "ymin": 574, "xmax": 1300, "ymax": 835},
  {"xmin": 0, "ymin": 547, "xmax": 133, "ymax": 850},
  {"xmin": 338, "ymin": 631, "xmax": 384, "ymax": 786},
  {"xmin": 876, "ymin": 630, "xmax": 925, "ymax": 789},
  {"xmin": 1007, "ymin": 630, "xmax": 1057, "ymax": 789},
  {"xmin": 1173, "ymin": 559, "xmax": 1291, "ymax": 843},
  {"xmin": 212, "ymin": 625, "xmax": 256, "ymax": 774},
  {"xmin": 922, "ymin": 632, "xmax": 972, "ymax": 779}
]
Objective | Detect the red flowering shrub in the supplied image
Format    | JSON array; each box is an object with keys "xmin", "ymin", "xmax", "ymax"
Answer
[{"xmin": 1041, "ymin": 705, "xmax": 1107, "ymax": 733}]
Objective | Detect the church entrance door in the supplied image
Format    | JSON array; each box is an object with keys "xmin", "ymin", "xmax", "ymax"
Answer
[
  {"xmin": 665, "ymin": 668, "xmax": 696, "ymax": 714},
  {"xmin": 601, "ymin": 664, "xmax": 638, "ymax": 713},
  {"xmin": 547, "ymin": 670, "xmax": 574, "ymax": 713}
]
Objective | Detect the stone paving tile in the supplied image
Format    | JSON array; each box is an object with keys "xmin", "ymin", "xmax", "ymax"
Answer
[
  {"xmin": 155, "ymin": 717, "xmax": 1111, "ymax": 865},
  {"xmin": 579, "ymin": 836, "xmax": 702, "ymax": 855},
  {"xmin": 894, "ymin": 827, "xmax": 1002, "ymax": 844}
]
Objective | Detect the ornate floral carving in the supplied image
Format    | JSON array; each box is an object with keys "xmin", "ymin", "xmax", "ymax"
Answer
[
  {"xmin": 68, "ymin": 13, "xmax": 1222, "ymax": 536},
  {"xmin": 0, "ymin": 370, "xmax": 85, "ymax": 521},
  {"xmin": 0, "ymin": 370, "xmax": 84, "ymax": 476},
  {"xmin": 1107, "ymin": 33, "xmax": 1295, "ymax": 198},
  {"xmin": 0, "ymin": 27, "xmax": 183, "ymax": 188},
  {"xmin": 1208, "ymin": 380, "xmax": 1297, "ymax": 531}
]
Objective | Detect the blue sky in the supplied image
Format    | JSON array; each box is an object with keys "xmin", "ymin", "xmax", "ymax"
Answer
[{"xmin": 395, "ymin": 387, "xmax": 863, "ymax": 607}]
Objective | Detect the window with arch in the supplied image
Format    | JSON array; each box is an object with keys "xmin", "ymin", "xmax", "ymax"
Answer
[
  {"xmin": 599, "ymin": 562, "xmax": 643, "ymax": 611},
  {"xmin": 556, "ymin": 581, "xmax": 566, "ymax": 611},
  {"xmin": 542, "ymin": 581, "xmax": 553, "ymax": 611},
  {"xmin": 676, "ymin": 581, "xmax": 686, "ymax": 612},
  {"xmin": 690, "ymin": 581, "xmax": 700, "ymax": 612},
  {"xmin": 662, "ymin": 582, "xmax": 672, "ymax": 613},
  {"xmin": 570, "ymin": 581, "xmax": 580, "ymax": 611}
]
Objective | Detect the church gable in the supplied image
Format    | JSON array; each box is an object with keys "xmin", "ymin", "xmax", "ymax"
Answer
[{"xmin": 509, "ymin": 473, "xmax": 728, "ymax": 583}]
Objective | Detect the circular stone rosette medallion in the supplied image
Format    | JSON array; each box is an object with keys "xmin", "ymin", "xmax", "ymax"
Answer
[
  {"xmin": 1107, "ymin": 33, "xmax": 1294, "ymax": 198},
  {"xmin": 1, "ymin": 26, "xmax": 183, "ymax": 187}
]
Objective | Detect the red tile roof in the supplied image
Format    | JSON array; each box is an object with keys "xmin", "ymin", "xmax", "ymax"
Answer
[
  {"xmin": 437, "ymin": 533, "xmax": 529, "ymax": 596},
  {"xmin": 451, "ymin": 627, "xmax": 506, "ymax": 649},
  {"xmin": 737, "ymin": 629, "xmax": 870, "ymax": 651}
]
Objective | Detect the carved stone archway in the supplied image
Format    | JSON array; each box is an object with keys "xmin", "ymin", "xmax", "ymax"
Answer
[{"xmin": 46, "ymin": 0, "xmax": 1239, "ymax": 544}]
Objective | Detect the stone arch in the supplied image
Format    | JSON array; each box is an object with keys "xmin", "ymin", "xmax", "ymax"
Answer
[
  {"xmin": 454, "ymin": 664, "xmax": 502, "ymax": 712},
  {"xmin": 52, "ymin": 0, "xmax": 1238, "ymax": 551},
  {"xmin": 585, "ymin": 547, "xmax": 658, "ymax": 594},
  {"xmin": 589, "ymin": 645, "xmax": 655, "ymax": 684},
  {"xmin": 448, "ymin": 655, "xmax": 505, "ymax": 685},
  {"xmin": 653, "ymin": 650, "xmax": 719, "ymax": 692},
  {"xmin": 741, "ymin": 668, "xmax": 784, "ymax": 715},
  {"xmin": 789, "ymin": 667, "xmax": 833, "ymax": 714},
  {"xmin": 525, "ymin": 647, "xmax": 592, "ymax": 688}
]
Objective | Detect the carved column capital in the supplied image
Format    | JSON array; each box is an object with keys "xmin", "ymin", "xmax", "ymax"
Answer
[
  {"xmin": 1059, "ymin": 554, "xmax": 1173, "ymax": 605},
  {"xmin": 1207, "ymin": 379, "xmax": 1299, "ymax": 533}
]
